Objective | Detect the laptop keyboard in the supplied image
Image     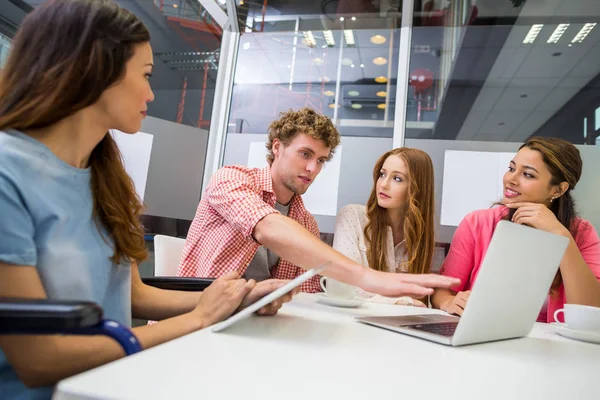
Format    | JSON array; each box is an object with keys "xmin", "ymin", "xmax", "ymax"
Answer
[{"xmin": 409, "ymin": 322, "xmax": 458, "ymax": 337}]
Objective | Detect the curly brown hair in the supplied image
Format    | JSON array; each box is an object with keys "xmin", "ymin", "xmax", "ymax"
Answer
[{"xmin": 266, "ymin": 108, "xmax": 341, "ymax": 164}]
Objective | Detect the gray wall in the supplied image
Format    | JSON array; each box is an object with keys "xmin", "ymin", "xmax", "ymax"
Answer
[
  {"xmin": 223, "ymin": 133, "xmax": 393, "ymax": 233},
  {"xmin": 142, "ymin": 116, "xmax": 209, "ymax": 221}
]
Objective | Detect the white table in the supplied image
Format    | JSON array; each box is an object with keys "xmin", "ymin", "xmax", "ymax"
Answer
[{"xmin": 54, "ymin": 293, "xmax": 599, "ymax": 400}]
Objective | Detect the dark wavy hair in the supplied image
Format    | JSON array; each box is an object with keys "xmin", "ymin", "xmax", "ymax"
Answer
[
  {"xmin": 503, "ymin": 136, "xmax": 582, "ymax": 293},
  {"xmin": 266, "ymin": 108, "xmax": 341, "ymax": 164},
  {"xmin": 0, "ymin": 0, "xmax": 150, "ymax": 264}
]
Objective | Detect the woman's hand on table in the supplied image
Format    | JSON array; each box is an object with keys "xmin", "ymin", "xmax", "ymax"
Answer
[{"xmin": 439, "ymin": 290, "xmax": 471, "ymax": 316}]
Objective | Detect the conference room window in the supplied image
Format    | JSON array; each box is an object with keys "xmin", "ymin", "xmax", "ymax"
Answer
[{"xmin": 221, "ymin": 2, "xmax": 406, "ymax": 234}]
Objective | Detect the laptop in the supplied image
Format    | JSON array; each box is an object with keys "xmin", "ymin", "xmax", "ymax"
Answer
[
  {"xmin": 356, "ymin": 220, "xmax": 569, "ymax": 346},
  {"xmin": 211, "ymin": 263, "xmax": 328, "ymax": 332}
]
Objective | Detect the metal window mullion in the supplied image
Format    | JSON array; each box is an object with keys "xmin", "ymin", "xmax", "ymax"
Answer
[
  {"xmin": 392, "ymin": 0, "xmax": 414, "ymax": 149},
  {"xmin": 201, "ymin": 29, "xmax": 240, "ymax": 194}
]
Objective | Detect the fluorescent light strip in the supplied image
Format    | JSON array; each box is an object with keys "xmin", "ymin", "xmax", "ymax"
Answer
[
  {"xmin": 343, "ymin": 30, "xmax": 355, "ymax": 46},
  {"xmin": 302, "ymin": 31, "xmax": 316, "ymax": 47},
  {"xmin": 547, "ymin": 23, "xmax": 570, "ymax": 44},
  {"xmin": 323, "ymin": 30, "xmax": 335, "ymax": 47},
  {"xmin": 523, "ymin": 24, "xmax": 543, "ymax": 44},
  {"xmin": 572, "ymin": 23, "xmax": 597, "ymax": 43}
]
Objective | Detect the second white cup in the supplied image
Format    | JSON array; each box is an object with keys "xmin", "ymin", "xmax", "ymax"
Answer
[
  {"xmin": 319, "ymin": 277, "xmax": 356, "ymax": 299},
  {"xmin": 553, "ymin": 304, "xmax": 600, "ymax": 333}
]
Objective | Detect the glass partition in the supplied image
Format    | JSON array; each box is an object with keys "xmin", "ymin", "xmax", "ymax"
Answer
[{"xmin": 405, "ymin": 0, "xmax": 600, "ymax": 243}]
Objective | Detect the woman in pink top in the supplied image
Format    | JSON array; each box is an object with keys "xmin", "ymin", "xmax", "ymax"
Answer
[{"xmin": 432, "ymin": 137, "xmax": 600, "ymax": 322}]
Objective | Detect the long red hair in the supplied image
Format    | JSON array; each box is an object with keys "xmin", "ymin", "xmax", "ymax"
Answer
[{"xmin": 364, "ymin": 148, "xmax": 436, "ymax": 274}]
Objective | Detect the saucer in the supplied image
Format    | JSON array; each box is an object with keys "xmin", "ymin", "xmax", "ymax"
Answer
[
  {"xmin": 315, "ymin": 293, "xmax": 365, "ymax": 308},
  {"xmin": 551, "ymin": 323, "xmax": 600, "ymax": 345}
]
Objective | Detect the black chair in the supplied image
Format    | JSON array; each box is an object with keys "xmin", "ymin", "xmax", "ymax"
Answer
[
  {"xmin": 141, "ymin": 276, "xmax": 215, "ymax": 292},
  {"xmin": 0, "ymin": 298, "xmax": 142, "ymax": 355},
  {"xmin": 0, "ymin": 278, "xmax": 215, "ymax": 356}
]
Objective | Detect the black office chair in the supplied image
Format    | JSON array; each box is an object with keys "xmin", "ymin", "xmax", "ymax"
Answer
[
  {"xmin": 0, "ymin": 298, "xmax": 142, "ymax": 355},
  {"xmin": 0, "ymin": 277, "xmax": 215, "ymax": 356}
]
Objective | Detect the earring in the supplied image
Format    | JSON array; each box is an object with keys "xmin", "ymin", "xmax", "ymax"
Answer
[{"xmin": 550, "ymin": 196, "xmax": 556, "ymax": 203}]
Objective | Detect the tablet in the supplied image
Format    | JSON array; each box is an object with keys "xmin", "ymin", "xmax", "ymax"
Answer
[{"xmin": 211, "ymin": 263, "xmax": 328, "ymax": 332}]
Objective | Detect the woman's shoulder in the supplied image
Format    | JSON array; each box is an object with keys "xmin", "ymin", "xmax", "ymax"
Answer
[
  {"xmin": 338, "ymin": 204, "xmax": 367, "ymax": 220},
  {"xmin": 573, "ymin": 217, "xmax": 600, "ymax": 244},
  {"xmin": 462, "ymin": 205, "xmax": 508, "ymax": 226},
  {"xmin": 337, "ymin": 204, "xmax": 369, "ymax": 227},
  {"xmin": 0, "ymin": 131, "xmax": 43, "ymax": 181}
]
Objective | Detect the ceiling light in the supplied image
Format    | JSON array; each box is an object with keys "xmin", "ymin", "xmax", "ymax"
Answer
[
  {"xmin": 323, "ymin": 30, "xmax": 336, "ymax": 47},
  {"xmin": 376, "ymin": 91, "xmax": 387, "ymax": 97},
  {"xmin": 572, "ymin": 23, "xmax": 596, "ymax": 43},
  {"xmin": 351, "ymin": 16, "xmax": 356, "ymax": 21},
  {"xmin": 547, "ymin": 23, "xmax": 569, "ymax": 44},
  {"xmin": 360, "ymin": 64, "xmax": 364, "ymax": 68},
  {"xmin": 377, "ymin": 104, "xmax": 386, "ymax": 109},
  {"xmin": 329, "ymin": 103, "xmax": 340, "ymax": 108},
  {"xmin": 339, "ymin": 17, "xmax": 345, "ymax": 22},
  {"xmin": 370, "ymin": 35, "xmax": 387, "ymax": 45},
  {"xmin": 344, "ymin": 30, "xmax": 355, "ymax": 46},
  {"xmin": 373, "ymin": 57, "xmax": 387, "ymax": 65},
  {"xmin": 375, "ymin": 76, "xmax": 388, "ymax": 83},
  {"xmin": 351, "ymin": 104, "xmax": 362, "ymax": 109},
  {"xmin": 348, "ymin": 91, "xmax": 360, "ymax": 96},
  {"xmin": 342, "ymin": 58, "xmax": 353, "ymax": 66},
  {"xmin": 302, "ymin": 31, "xmax": 316, "ymax": 48},
  {"xmin": 523, "ymin": 24, "xmax": 543, "ymax": 44},
  {"xmin": 173, "ymin": 4, "xmax": 178, "ymax": 8},
  {"xmin": 350, "ymin": 64, "xmax": 355, "ymax": 68},
  {"xmin": 324, "ymin": 90, "xmax": 335, "ymax": 96}
]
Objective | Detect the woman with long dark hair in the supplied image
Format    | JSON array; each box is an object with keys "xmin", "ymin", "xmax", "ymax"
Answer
[
  {"xmin": 0, "ymin": 1, "xmax": 292, "ymax": 397},
  {"xmin": 432, "ymin": 137, "xmax": 600, "ymax": 320},
  {"xmin": 333, "ymin": 148, "xmax": 436, "ymax": 306}
]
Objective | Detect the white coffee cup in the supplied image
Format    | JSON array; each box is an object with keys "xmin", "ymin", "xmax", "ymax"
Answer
[
  {"xmin": 319, "ymin": 277, "xmax": 356, "ymax": 299},
  {"xmin": 553, "ymin": 304, "xmax": 600, "ymax": 333}
]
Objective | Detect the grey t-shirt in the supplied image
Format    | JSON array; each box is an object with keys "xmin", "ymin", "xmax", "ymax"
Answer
[{"xmin": 243, "ymin": 201, "xmax": 290, "ymax": 281}]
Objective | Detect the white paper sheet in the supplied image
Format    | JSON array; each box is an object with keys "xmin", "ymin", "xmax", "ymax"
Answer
[
  {"xmin": 111, "ymin": 130, "xmax": 154, "ymax": 201},
  {"xmin": 440, "ymin": 150, "xmax": 514, "ymax": 227},
  {"xmin": 247, "ymin": 142, "xmax": 342, "ymax": 216}
]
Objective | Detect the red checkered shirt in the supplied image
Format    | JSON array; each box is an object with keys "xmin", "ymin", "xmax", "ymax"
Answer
[{"xmin": 177, "ymin": 165, "xmax": 321, "ymax": 292}]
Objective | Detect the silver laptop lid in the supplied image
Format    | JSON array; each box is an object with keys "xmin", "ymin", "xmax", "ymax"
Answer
[{"xmin": 451, "ymin": 220, "xmax": 569, "ymax": 345}]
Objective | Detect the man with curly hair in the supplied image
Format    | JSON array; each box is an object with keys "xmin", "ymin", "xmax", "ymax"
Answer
[{"xmin": 178, "ymin": 108, "xmax": 459, "ymax": 298}]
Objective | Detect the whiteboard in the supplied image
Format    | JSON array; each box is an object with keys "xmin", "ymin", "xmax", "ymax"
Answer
[
  {"xmin": 111, "ymin": 130, "xmax": 154, "ymax": 201},
  {"xmin": 247, "ymin": 142, "xmax": 342, "ymax": 216},
  {"xmin": 440, "ymin": 150, "xmax": 514, "ymax": 226}
]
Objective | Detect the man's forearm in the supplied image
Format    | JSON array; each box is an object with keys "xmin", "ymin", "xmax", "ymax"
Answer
[{"xmin": 254, "ymin": 214, "xmax": 367, "ymax": 286}]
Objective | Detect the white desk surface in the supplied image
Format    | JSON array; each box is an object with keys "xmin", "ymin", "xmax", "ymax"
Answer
[{"xmin": 54, "ymin": 293, "xmax": 599, "ymax": 400}]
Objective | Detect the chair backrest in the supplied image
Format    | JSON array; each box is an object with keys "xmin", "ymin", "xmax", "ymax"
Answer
[{"xmin": 154, "ymin": 235, "xmax": 186, "ymax": 276}]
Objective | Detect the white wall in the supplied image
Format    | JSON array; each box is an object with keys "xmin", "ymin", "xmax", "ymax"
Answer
[{"xmin": 224, "ymin": 133, "xmax": 393, "ymax": 232}]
